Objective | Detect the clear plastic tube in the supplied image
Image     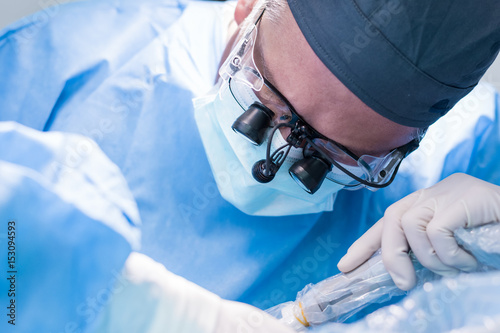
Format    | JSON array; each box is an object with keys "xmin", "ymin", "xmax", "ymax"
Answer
[{"xmin": 267, "ymin": 224, "xmax": 500, "ymax": 331}]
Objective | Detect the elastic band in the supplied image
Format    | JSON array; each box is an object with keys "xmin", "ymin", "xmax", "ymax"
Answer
[{"xmin": 294, "ymin": 302, "xmax": 310, "ymax": 327}]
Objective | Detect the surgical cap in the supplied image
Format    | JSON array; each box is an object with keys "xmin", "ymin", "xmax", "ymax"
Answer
[{"xmin": 287, "ymin": 0, "xmax": 500, "ymax": 127}]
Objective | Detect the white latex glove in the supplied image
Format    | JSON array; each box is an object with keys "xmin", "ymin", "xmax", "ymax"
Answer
[
  {"xmin": 337, "ymin": 173, "xmax": 500, "ymax": 291},
  {"xmin": 93, "ymin": 252, "xmax": 294, "ymax": 333}
]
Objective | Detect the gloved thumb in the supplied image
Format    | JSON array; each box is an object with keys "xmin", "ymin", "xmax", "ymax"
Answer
[{"xmin": 337, "ymin": 220, "xmax": 383, "ymax": 272}]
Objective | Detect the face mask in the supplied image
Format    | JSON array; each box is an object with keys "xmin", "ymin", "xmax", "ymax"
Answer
[{"xmin": 193, "ymin": 81, "xmax": 344, "ymax": 216}]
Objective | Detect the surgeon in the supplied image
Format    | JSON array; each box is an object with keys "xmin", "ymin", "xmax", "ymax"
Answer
[
  {"xmin": 217, "ymin": 0, "xmax": 500, "ymax": 293},
  {"xmin": 0, "ymin": 0, "xmax": 500, "ymax": 328}
]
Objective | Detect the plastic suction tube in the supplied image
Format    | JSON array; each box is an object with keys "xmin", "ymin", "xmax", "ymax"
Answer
[{"xmin": 266, "ymin": 224, "xmax": 500, "ymax": 331}]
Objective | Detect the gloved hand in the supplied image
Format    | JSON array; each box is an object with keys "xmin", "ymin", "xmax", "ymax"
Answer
[
  {"xmin": 337, "ymin": 173, "xmax": 500, "ymax": 291},
  {"xmin": 94, "ymin": 252, "xmax": 294, "ymax": 333}
]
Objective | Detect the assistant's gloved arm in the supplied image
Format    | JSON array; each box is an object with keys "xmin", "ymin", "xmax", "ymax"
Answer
[
  {"xmin": 337, "ymin": 173, "xmax": 500, "ymax": 290},
  {"xmin": 93, "ymin": 252, "xmax": 294, "ymax": 333}
]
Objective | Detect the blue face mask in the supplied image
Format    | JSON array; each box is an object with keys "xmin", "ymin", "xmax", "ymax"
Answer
[{"xmin": 193, "ymin": 81, "xmax": 344, "ymax": 216}]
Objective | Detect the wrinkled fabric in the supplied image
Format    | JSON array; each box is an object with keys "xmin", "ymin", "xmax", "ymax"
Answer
[
  {"xmin": 0, "ymin": 122, "xmax": 140, "ymax": 333},
  {"xmin": 1, "ymin": 0, "xmax": 499, "ymax": 317}
]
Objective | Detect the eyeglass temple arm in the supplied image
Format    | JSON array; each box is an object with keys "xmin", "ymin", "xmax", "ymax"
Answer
[{"xmin": 304, "ymin": 137, "xmax": 405, "ymax": 189}]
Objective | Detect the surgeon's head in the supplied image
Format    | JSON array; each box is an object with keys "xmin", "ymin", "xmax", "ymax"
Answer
[
  {"xmin": 231, "ymin": 0, "xmax": 421, "ymax": 153},
  {"xmin": 211, "ymin": 0, "xmax": 499, "ymax": 201}
]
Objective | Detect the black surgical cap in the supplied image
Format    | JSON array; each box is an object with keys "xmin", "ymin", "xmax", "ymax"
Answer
[{"xmin": 287, "ymin": 0, "xmax": 500, "ymax": 127}]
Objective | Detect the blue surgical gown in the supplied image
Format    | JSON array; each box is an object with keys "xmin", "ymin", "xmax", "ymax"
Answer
[
  {"xmin": 1, "ymin": 0, "xmax": 499, "ymax": 322},
  {"xmin": 0, "ymin": 121, "xmax": 141, "ymax": 333}
]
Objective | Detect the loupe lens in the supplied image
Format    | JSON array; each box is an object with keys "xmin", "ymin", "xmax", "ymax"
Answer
[
  {"xmin": 232, "ymin": 103, "xmax": 274, "ymax": 145},
  {"xmin": 289, "ymin": 156, "xmax": 332, "ymax": 194}
]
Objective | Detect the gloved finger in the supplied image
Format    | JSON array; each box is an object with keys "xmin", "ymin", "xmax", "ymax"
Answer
[
  {"xmin": 401, "ymin": 200, "xmax": 460, "ymax": 277},
  {"xmin": 337, "ymin": 220, "xmax": 383, "ymax": 273},
  {"xmin": 380, "ymin": 191, "xmax": 422, "ymax": 291},
  {"xmin": 441, "ymin": 174, "xmax": 500, "ymax": 228},
  {"xmin": 427, "ymin": 200, "xmax": 478, "ymax": 271},
  {"xmin": 381, "ymin": 215, "xmax": 415, "ymax": 291}
]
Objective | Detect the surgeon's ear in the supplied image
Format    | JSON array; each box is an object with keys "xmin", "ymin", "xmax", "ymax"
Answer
[{"xmin": 235, "ymin": 0, "xmax": 258, "ymax": 25}]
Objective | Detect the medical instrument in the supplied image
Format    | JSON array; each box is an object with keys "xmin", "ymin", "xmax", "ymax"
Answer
[
  {"xmin": 267, "ymin": 223, "xmax": 500, "ymax": 331},
  {"xmin": 266, "ymin": 250, "xmax": 431, "ymax": 331}
]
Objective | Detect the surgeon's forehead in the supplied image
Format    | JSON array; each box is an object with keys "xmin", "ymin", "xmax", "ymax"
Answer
[{"xmin": 255, "ymin": 7, "xmax": 418, "ymax": 156}]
